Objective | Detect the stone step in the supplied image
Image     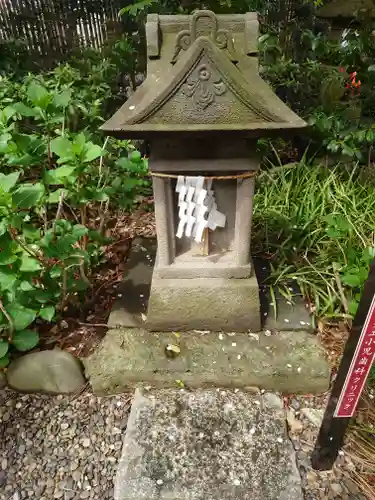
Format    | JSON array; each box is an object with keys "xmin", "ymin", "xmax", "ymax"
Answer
[
  {"xmin": 114, "ymin": 389, "xmax": 303, "ymax": 500},
  {"xmin": 83, "ymin": 327, "xmax": 329, "ymax": 395}
]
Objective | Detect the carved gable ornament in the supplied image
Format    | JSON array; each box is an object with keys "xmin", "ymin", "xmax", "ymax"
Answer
[{"xmin": 101, "ymin": 10, "xmax": 306, "ymax": 137}]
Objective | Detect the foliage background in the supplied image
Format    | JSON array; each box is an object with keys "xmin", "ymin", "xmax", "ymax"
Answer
[{"xmin": 1, "ymin": 0, "xmax": 375, "ymax": 363}]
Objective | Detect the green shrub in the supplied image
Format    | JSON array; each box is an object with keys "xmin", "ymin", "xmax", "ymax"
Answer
[{"xmin": 0, "ymin": 57, "xmax": 150, "ymax": 367}]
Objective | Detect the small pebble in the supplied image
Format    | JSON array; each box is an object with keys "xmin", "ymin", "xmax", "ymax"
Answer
[{"xmin": 0, "ymin": 391, "xmax": 128, "ymax": 499}]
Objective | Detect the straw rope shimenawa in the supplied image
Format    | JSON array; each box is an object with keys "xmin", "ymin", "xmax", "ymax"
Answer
[
  {"xmin": 149, "ymin": 171, "xmax": 258, "ymax": 256},
  {"xmin": 149, "ymin": 171, "xmax": 258, "ymax": 180}
]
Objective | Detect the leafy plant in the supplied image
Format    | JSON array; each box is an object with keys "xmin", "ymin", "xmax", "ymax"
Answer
[
  {"xmin": 253, "ymin": 162, "xmax": 375, "ymax": 320},
  {"xmin": 119, "ymin": 0, "xmax": 158, "ymax": 17},
  {"xmin": 0, "ymin": 61, "xmax": 150, "ymax": 367}
]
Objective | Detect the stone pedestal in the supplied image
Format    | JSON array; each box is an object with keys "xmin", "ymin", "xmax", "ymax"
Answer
[
  {"xmin": 147, "ymin": 275, "xmax": 260, "ymax": 332},
  {"xmin": 114, "ymin": 389, "xmax": 303, "ymax": 500}
]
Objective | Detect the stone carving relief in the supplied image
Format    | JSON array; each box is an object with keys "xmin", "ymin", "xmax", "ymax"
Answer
[
  {"xmin": 182, "ymin": 63, "xmax": 227, "ymax": 110},
  {"xmin": 171, "ymin": 10, "xmax": 237, "ymax": 64}
]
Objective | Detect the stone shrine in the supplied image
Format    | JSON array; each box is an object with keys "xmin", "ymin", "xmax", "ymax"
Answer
[
  {"xmin": 87, "ymin": 10, "xmax": 329, "ymax": 396},
  {"xmin": 102, "ymin": 10, "xmax": 306, "ymax": 332},
  {"xmin": 86, "ymin": 13, "xmax": 330, "ymax": 499}
]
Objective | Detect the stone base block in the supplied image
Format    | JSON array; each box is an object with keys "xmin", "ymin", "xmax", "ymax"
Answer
[
  {"xmin": 108, "ymin": 238, "xmax": 313, "ymax": 334},
  {"xmin": 83, "ymin": 328, "xmax": 330, "ymax": 395},
  {"xmin": 147, "ymin": 275, "xmax": 261, "ymax": 332},
  {"xmin": 114, "ymin": 389, "xmax": 303, "ymax": 500}
]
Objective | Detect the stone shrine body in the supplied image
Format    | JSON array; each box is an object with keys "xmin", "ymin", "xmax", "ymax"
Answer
[{"xmin": 102, "ymin": 10, "xmax": 306, "ymax": 332}]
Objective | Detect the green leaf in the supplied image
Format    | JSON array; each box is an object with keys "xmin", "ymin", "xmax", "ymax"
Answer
[
  {"xmin": 0, "ymin": 339, "xmax": 9, "ymax": 358},
  {"xmin": 39, "ymin": 305, "xmax": 55, "ymax": 322},
  {"xmin": 0, "ymin": 237, "xmax": 18, "ymax": 266},
  {"xmin": 3, "ymin": 105, "xmax": 17, "ymax": 122},
  {"xmin": 348, "ymin": 300, "xmax": 359, "ymax": 316},
  {"xmin": 341, "ymin": 273, "xmax": 361, "ymax": 287},
  {"xmin": 0, "ymin": 220, "xmax": 7, "ymax": 237},
  {"xmin": 53, "ymin": 89, "xmax": 72, "ymax": 108},
  {"xmin": 32, "ymin": 289, "xmax": 55, "ymax": 303},
  {"xmin": 0, "ymin": 354, "xmax": 9, "ymax": 368},
  {"xmin": 49, "ymin": 265, "xmax": 62, "ymax": 278},
  {"xmin": 13, "ymin": 102, "xmax": 37, "ymax": 117},
  {"xmin": 91, "ymin": 190, "xmax": 109, "ymax": 202},
  {"xmin": 0, "ymin": 268, "xmax": 17, "ymax": 290},
  {"xmin": 0, "ymin": 171, "xmax": 20, "ymax": 193},
  {"xmin": 27, "ymin": 82, "xmax": 49, "ymax": 106},
  {"xmin": 130, "ymin": 150, "xmax": 142, "ymax": 163},
  {"xmin": 13, "ymin": 183, "xmax": 45, "ymax": 209},
  {"xmin": 11, "ymin": 330, "xmax": 39, "ymax": 351},
  {"xmin": 23, "ymin": 225, "xmax": 41, "ymax": 242},
  {"xmin": 20, "ymin": 281, "xmax": 34, "ymax": 292},
  {"xmin": 48, "ymin": 189, "xmax": 67, "ymax": 203},
  {"xmin": 83, "ymin": 144, "xmax": 103, "ymax": 163},
  {"xmin": 50, "ymin": 137, "xmax": 72, "ymax": 158},
  {"xmin": 7, "ymin": 304, "xmax": 37, "ymax": 331},
  {"xmin": 72, "ymin": 133, "xmax": 86, "ymax": 155},
  {"xmin": 0, "ymin": 132, "xmax": 11, "ymax": 153},
  {"xmin": 119, "ymin": 0, "xmax": 156, "ymax": 16},
  {"xmin": 45, "ymin": 166, "xmax": 76, "ymax": 185},
  {"xmin": 72, "ymin": 225, "xmax": 88, "ymax": 239},
  {"xmin": 19, "ymin": 254, "xmax": 42, "ymax": 272},
  {"xmin": 342, "ymin": 145, "xmax": 355, "ymax": 157}
]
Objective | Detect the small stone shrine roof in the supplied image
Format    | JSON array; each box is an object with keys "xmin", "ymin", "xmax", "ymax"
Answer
[{"xmin": 101, "ymin": 11, "xmax": 307, "ymax": 138}]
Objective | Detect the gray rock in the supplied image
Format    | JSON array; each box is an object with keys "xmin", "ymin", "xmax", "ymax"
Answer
[
  {"xmin": 0, "ymin": 470, "xmax": 6, "ymax": 487},
  {"xmin": 7, "ymin": 349, "xmax": 85, "ymax": 394},
  {"xmin": 82, "ymin": 438, "xmax": 91, "ymax": 448},
  {"xmin": 70, "ymin": 461, "xmax": 79, "ymax": 471},
  {"xmin": 114, "ymin": 389, "xmax": 303, "ymax": 500},
  {"xmin": 331, "ymin": 483, "xmax": 343, "ymax": 496},
  {"xmin": 301, "ymin": 408, "xmax": 324, "ymax": 428}
]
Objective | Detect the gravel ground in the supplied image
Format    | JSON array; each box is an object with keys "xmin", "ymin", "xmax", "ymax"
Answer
[
  {"xmin": 287, "ymin": 395, "xmax": 368, "ymax": 500},
  {"xmin": 0, "ymin": 388, "xmax": 369, "ymax": 500},
  {"xmin": 0, "ymin": 389, "xmax": 131, "ymax": 500}
]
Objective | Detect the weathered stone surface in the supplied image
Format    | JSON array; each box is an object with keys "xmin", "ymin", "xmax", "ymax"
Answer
[
  {"xmin": 115, "ymin": 389, "xmax": 303, "ymax": 500},
  {"xmin": 260, "ymin": 286, "xmax": 313, "ymax": 333},
  {"xmin": 108, "ymin": 238, "xmax": 154, "ymax": 329},
  {"xmin": 7, "ymin": 349, "xmax": 86, "ymax": 394},
  {"xmin": 83, "ymin": 328, "xmax": 330, "ymax": 395},
  {"xmin": 147, "ymin": 274, "xmax": 261, "ymax": 332},
  {"xmin": 109, "ymin": 238, "xmax": 313, "ymax": 333}
]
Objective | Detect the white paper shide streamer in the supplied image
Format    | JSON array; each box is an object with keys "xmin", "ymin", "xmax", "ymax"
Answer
[{"xmin": 175, "ymin": 175, "xmax": 226, "ymax": 243}]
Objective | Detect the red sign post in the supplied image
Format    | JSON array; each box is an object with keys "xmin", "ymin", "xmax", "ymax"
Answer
[
  {"xmin": 335, "ymin": 294, "xmax": 375, "ymax": 418},
  {"xmin": 312, "ymin": 258, "xmax": 375, "ymax": 470}
]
